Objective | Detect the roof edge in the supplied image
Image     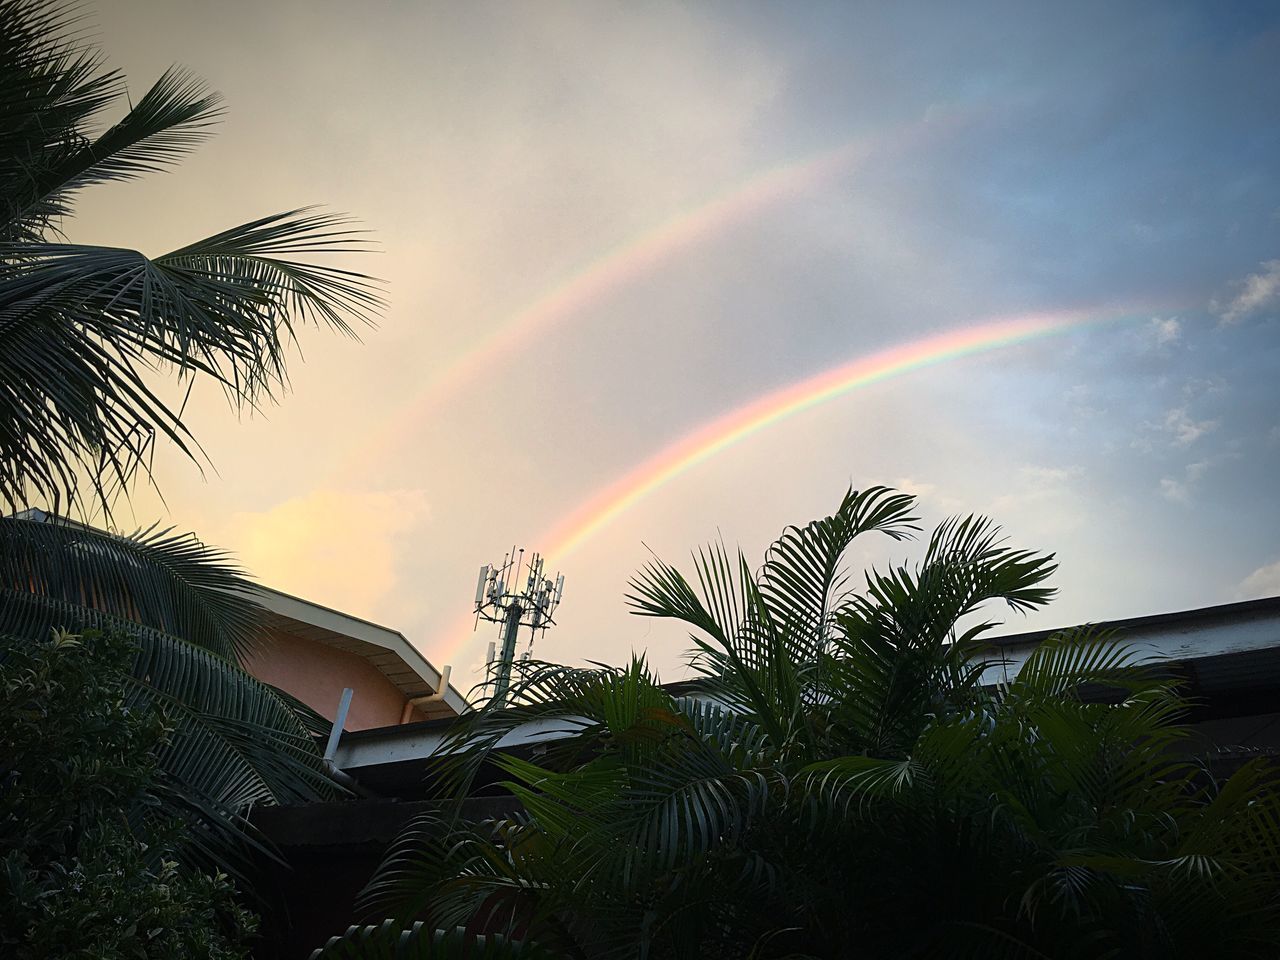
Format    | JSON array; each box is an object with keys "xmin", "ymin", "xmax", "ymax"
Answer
[
  {"xmin": 251, "ymin": 585, "xmax": 472, "ymax": 714},
  {"xmin": 990, "ymin": 595, "xmax": 1280, "ymax": 647}
]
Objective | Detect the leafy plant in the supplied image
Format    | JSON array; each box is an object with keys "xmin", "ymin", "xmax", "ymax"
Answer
[
  {"xmin": 0, "ymin": 630, "xmax": 257, "ymax": 959},
  {"xmin": 0, "ymin": 0, "xmax": 383, "ymax": 516},
  {"xmin": 0, "ymin": 514, "xmax": 338, "ymax": 883},
  {"xmin": 355, "ymin": 487, "xmax": 1280, "ymax": 959}
]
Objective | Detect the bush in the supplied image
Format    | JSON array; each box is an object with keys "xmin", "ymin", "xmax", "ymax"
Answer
[{"xmin": 0, "ymin": 630, "xmax": 256, "ymax": 959}]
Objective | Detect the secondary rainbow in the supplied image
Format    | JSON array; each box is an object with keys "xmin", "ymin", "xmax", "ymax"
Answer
[
  {"xmin": 431, "ymin": 306, "xmax": 1136, "ymax": 663},
  {"xmin": 332, "ymin": 110, "xmax": 968, "ymax": 480}
]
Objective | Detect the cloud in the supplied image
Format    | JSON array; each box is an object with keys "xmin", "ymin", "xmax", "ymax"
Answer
[
  {"xmin": 1235, "ymin": 559, "xmax": 1280, "ymax": 601},
  {"xmin": 1017, "ymin": 465, "xmax": 1081, "ymax": 485},
  {"xmin": 1159, "ymin": 459, "xmax": 1211, "ymax": 505},
  {"xmin": 1146, "ymin": 316, "xmax": 1181, "ymax": 348},
  {"xmin": 988, "ymin": 464, "xmax": 1085, "ymax": 537},
  {"xmin": 1213, "ymin": 259, "xmax": 1280, "ymax": 324},
  {"xmin": 219, "ymin": 488, "xmax": 431, "ymax": 622},
  {"xmin": 1159, "ymin": 477, "xmax": 1190, "ymax": 504},
  {"xmin": 892, "ymin": 476, "xmax": 967, "ymax": 515},
  {"xmin": 893, "ymin": 476, "xmax": 936, "ymax": 498},
  {"xmin": 1181, "ymin": 376, "xmax": 1226, "ymax": 399},
  {"xmin": 1163, "ymin": 406, "xmax": 1217, "ymax": 447}
]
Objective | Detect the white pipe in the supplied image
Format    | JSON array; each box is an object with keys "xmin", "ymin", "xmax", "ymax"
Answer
[
  {"xmin": 400, "ymin": 664, "xmax": 452, "ymax": 724},
  {"xmin": 320, "ymin": 687, "xmax": 376, "ymax": 796},
  {"xmin": 323, "ymin": 687, "xmax": 354, "ymax": 762}
]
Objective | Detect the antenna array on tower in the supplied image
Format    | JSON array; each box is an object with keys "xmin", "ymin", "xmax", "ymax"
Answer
[{"xmin": 473, "ymin": 548, "xmax": 565, "ymax": 704}]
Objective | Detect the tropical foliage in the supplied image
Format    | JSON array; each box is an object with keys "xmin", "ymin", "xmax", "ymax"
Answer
[
  {"xmin": 314, "ymin": 923, "xmax": 563, "ymax": 960},
  {"xmin": 0, "ymin": 0, "xmax": 377, "ymax": 890},
  {"xmin": 354, "ymin": 487, "xmax": 1280, "ymax": 959},
  {"xmin": 0, "ymin": 514, "xmax": 338, "ymax": 883},
  {"xmin": 0, "ymin": 0, "xmax": 382, "ymax": 516},
  {"xmin": 1, "ymin": 630, "xmax": 257, "ymax": 959}
]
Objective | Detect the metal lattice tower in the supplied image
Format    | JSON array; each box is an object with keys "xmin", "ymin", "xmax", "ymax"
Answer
[{"xmin": 473, "ymin": 548, "xmax": 564, "ymax": 705}]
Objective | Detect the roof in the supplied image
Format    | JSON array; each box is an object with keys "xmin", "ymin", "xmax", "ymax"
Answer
[
  {"xmin": 333, "ymin": 595, "xmax": 1280, "ymax": 787},
  {"xmin": 251, "ymin": 585, "xmax": 471, "ymax": 718},
  {"xmin": 988, "ymin": 595, "xmax": 1280, "ymax": 647},
  {"xmin": 7, "ymin": 508, "xmax": 471, "ymax": 717}
]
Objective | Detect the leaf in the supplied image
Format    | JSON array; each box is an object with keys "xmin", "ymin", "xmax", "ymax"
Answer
[
  {"xmin": 311, "ymin": 922, "xmax": 564, "ymax": 959},
  {"xmin": 0, "ymin": 0, "xmax": 384, "ymax": 515},
  {"xmin": 0, "ymin": 514, "xmax": 262, "ymax": 661}
]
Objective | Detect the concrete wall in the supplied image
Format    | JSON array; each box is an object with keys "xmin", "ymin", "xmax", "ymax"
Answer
[{"xmin": 245, "ymin": 629, "xmax": 417, "ymax": 731}]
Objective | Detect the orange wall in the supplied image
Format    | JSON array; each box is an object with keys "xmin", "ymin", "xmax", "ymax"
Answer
[{"xmin": 245, "ymin": 629, "xmax": 415, "ymax": 731}]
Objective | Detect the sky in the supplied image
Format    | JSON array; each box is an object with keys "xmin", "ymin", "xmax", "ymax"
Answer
[{"xmin": 70, "ymin": 1, "xmax": 1279, "ymax": 694}]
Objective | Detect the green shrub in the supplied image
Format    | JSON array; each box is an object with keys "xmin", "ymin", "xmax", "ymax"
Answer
[{"xmin": 1, "ymin": 630, "xmax": 256, "ymax": 959}]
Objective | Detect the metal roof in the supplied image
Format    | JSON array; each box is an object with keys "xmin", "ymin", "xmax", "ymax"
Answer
[{"xmin": 334, "ymin": 595, "xmax": 1280, "ymax": 784}]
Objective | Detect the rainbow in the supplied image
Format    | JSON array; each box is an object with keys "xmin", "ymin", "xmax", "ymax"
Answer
[
  {"xmin": 431, "ymin": 305, "xmax": 1141, "ymax": 663},
  {"xmin": 538, "ymin": 308, "xmax": 1121, "ymax": 558},
  {"xmin": 332, "ymin": 108, "xmax": 970, "ymax": 479}
]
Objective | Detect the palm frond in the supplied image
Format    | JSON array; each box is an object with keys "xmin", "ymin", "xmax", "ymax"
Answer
[
  {"xmin": 1004, "ymin": 625, "xmax": 1154, "ymax": 702},
  {"xmin": 0, "ymin": 513, "xmax": 262, "ymax": 660},
  {"xmin": 312, "ymin": 922, "xmax": 563, "ymax": 960},
  {"xmin": 0, "ymin": 210, "xmax": 383, "ymax": 514},
  {"xmin": 0, "ymin": 0, "xmax": 384, "ymax": 515},
  {"xmin": 760, "ymin": 485, "xmax": 918, "ymax": 655},
  {"xmin": 6, "ymin": 66, "xmax": 222, "ymax": 235},
  {"xmin": 359, "ymin": 810, "xmax": 578, "ymax": 948},
  {"xmin": 799, "ymin": 755, "xmax": 924, "ymax": 817},
  {"xmin": 0, "ymin": 0, "xmax": 122, "ymax": 240}
]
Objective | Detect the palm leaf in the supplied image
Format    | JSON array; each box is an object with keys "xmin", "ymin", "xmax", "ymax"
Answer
[
  {"xmin": 0, "ymin": 0, "xmax": 384, "ymax": 514},
  {"xmin": 312, "ymin": 922, "xmax": 563, "ymax": 960},
  {"xmin": 759, "ymin": 485, "xmax": 918, "ymax": 656},
  {"xmin": 0, "ymin": 211, "xmax": 383, "ymax": 514},
  {"xmin": 0, "ymin": 0, "xmax": 122, "ymax": 241},
  {"xmin": 0, "ymin": 513, "xmax": 262, "ymax": 660},
  {"xmin": 5, "ymin": 66, "xmax": 222, "ymax": 235},
  {"xmin": 1004, "ymin": 626, "xmax": 1153, "ymax": 701}
]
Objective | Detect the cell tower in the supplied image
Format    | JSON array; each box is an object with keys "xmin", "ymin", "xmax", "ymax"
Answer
[{"xmin": 473, "ymin": 548, "xmax": 564, "ymax": 705}]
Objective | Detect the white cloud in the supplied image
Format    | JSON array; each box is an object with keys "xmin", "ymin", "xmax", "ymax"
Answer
[
  {"xmin": 1212, "ymin": 259, "xmax": 1280, "ymax": 324},
  {"xmin": 1160, "ymin": 459, "xmax": 1212, "ymax": 505},
  {"xmin": 893, "ymin": 476, "xmax": 936, "ymax": 499},
  {"xmin": 1181, "ymin": 376, "xmax": 1226, "ymax": 399},
  {"xmin": 892, "ymin": 476, "xmax": 967, "ymax": 516},
  {"xmin": 1184, "ymin": 460, "xmax": 1211, "ymax": 483},
  {"xmin": 1235, "ymin": 560, "xmax": 1280, "ymax": 601},
  {"xmin": 1017, "ymin": 464, "xmax": 1081, "ymax": 485},
  {"xmin": 1147, "ymin": 316, "xmax": 1181, "ymax": 347},
  {"xmin": 988, "ymin": 464, "xmax": 1085, "ymax": 536},
  {"xmin": 218, "ymin": 488, "xmax": 431, "ymax": 622},
  {"xmin": 1163, "ymin": 406, "xmax": 1217, "ymax": 447},
  {"xmin": 1159, "ymin": 477, "xmax": 1190, "ymax": 504}
]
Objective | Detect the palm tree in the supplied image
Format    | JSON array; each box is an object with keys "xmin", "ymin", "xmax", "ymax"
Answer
[
  {"xmin": 352, "ymin": 487, "xmax": 1280, "ymax": 959},
  {"xmin": 0, "ymin": 512, "xmax": 339, "ymax": 884},
  {"xmin": 0, "ymin": 0, "xmax": 383, "ymax": 516},
  {"xmin": 0, "ymin": 0, "xmax": 382, "ymax": 887}
]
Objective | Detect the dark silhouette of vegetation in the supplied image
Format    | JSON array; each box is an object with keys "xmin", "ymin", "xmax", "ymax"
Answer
[
  {"xmin": 0, "ymin": 0, "xmax": 382, "ymax": 517},
  {"xmin": 0, "ymin": 0, "xmax": 378, "ymax": 907},
  {"xmin": 0, "ymin": 514, "xmax": 340, "ymax": 885},
  {"xmin": 1, "ymin": 630, "xmax": 256, "ymax": 958},
  {"xmin": 341, "ymin": 488, "xmax": 1280, "ymax": 959}
]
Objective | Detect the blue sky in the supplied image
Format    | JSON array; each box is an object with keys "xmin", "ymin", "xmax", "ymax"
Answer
[{"xmin": 79, "ymin": 1, "xmax": 1279, "ymax": 686}]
